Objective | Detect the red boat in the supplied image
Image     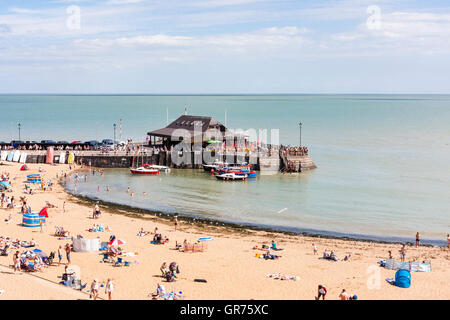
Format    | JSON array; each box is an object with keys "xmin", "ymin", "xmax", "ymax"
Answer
[
  {"xmin": 130, "ymin": 166, "xmax": 159, "ymax": 175},
  {"xmin": 130, "ymin": 146, "xmax": 159, "ymax": 175}
]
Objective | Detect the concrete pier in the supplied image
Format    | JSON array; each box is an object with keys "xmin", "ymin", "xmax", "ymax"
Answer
[{"xmin": 4, "ymin": 149, "xmax": 316, "ymax": 172}]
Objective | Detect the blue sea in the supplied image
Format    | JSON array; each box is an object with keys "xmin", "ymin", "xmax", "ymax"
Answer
[{"xmin": 1, "ymin": 94, "xmax": 449, "ymax": 244}]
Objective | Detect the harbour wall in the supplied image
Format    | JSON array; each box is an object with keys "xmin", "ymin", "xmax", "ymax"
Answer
[{"xmin": 3, "ymin": 150, "xmax": 316, "ymax": 171}]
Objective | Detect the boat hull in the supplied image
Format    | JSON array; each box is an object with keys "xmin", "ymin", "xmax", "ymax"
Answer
[{"xmin": 130, "ymin": 167, "xmax": 159, "ymax": 175}]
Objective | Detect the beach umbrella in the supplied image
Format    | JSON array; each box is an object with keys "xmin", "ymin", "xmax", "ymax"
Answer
[
  {"xmin": 108, "ymin": 238, "xmax": 126, "ymax": 246},
  {"xmin": 39, "ymin": 207, "xmax": 49, "ymax": 218}
]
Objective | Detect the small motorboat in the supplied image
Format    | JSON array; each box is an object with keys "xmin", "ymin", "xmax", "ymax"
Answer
[
  {"xmin": 215, "ymin": 172, "xmax": 247, "ymax": 181},
  {"xmin": 217, "ymin": 169, "xmax": 258, "ymax": 178},
  {"xmin": 202, "ymin": 160, "xmax": 228, "ymax": 172},
  {"xmin": 130, "ymin": 166, "xmax": 159, "ymax": 175}
]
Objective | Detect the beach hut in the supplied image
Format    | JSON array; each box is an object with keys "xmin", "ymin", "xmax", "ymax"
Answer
[
  {"xmin": 22, "ymin": 213, "xmax": 46, "ymax": 228},
  {"xmin": 0, "ymin": 151, "xmax": 6, "ymax": 161},
  {"xmin": 394, "ymin": 269, "xmax": 411, "ymax": 288},
  {"xmin": 67, "ymin": 153, "xmax": 75, "ymax": 164},
  {"xmin": 46, "ymin": 147, "xmax": 54, "ymax": 164},
  {"xmin": 13, "ymin": 150, "xmax": 21, "ymax": 162},
  {"xmin": 59, "ymin": 152, "xmax": 66, "ymax": 164},
  {"xmin": 19, "ymin": 152, "xmax": 27, "ymax": 163},
  {"xmin": 72, "ymin": 238, "xmax": 100, "ymax": 252},
  {"xmin": 6, "ymin": 151, "xmax": 14, "ymax": 161}
]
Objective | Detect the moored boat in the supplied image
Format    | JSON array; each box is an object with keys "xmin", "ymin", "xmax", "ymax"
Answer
[
  {"xmin": 130, "ymin": 166, "xmax": 159, "ymax": 175},
  {"xmin": 215, "ymin": 172, "xmax": 247, "ymax": 181},
  {"xmin": 202, "ymin": 160, "xmax": 228, "ymax": 172},
  {"xmin": 142, "ymin": 164, "xmax": 171, "ymax": 173}
]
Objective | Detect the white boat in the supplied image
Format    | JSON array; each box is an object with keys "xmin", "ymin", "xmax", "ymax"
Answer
[
  {"xmin": 146, "ymin": 164, "xmax": 171, "ymax": 173},
  {"xmin": 215, "ymin": 172, "xmax": 247, "ymax": 181},
  {"xmin": 202, "ymin": 160, "xmax": 228, "ymax": 172}
]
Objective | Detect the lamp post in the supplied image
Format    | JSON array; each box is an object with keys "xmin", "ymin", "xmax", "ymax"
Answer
[
  {"xmin": 298, "ymin": 122, "xmax": 302, "ymax": 147},
  {"xmin": 113, "ymin": 123, "xmax": 117, "ymax": 144},
  {"xmin": 18, "ymin": 123, "xmax": 21, "ymax": 141}
]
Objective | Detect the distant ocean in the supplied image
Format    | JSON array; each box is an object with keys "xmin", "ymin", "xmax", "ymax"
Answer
[{"xmin": 1, "ymin": 94, "xmax": 449, "ymax": 244}]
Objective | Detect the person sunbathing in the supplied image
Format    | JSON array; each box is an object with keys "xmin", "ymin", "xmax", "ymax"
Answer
[
  {"xmin": 137, "ymin": 228, "xmax": 147, "ymax": 237},
  {"xmin": 329, "ymin": 251, "xmax": 338, "ymax": 261},
  {"xmin": 263, "ymin": 250, "xmax": 281, "ymax": 260}
]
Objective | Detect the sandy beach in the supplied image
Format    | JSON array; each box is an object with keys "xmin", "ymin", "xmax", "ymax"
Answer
[{"xmin": 0, "ymin": 161, "xmax": 449, "ymax": 300}]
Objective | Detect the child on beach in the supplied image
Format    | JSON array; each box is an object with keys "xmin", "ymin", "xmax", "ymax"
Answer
[
  {"xmin": 13, "ymin": 251, "xmax": 20, "ymax": 274},
  {"xmin": 316, "ymin": 285, "xmax": 327, "ymax": 300},
  {"xmin": 400, "ymin": 245, "xmax": 406, "ymax": 262},
  {"xmin": 312, "ymin": 243, "xmax": 318, "ymax": 255}
]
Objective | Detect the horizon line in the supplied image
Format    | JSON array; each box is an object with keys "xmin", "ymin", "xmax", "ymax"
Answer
[{"xmin": 1, "ymin": 92, "xmax": 450, "ymax": 95}]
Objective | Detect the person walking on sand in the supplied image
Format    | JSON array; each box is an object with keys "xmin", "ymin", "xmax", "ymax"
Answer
[
  {"xmin": 400, "ymin": 244, "xmax": 406, "ymax": 262},
  {"xmin": 63, "ymin": 201, "xmax": 66, "ymax": 213},
  {"xmin": 416, "ymin": 232, "xmax": 420, "ymax": 247},
  {"xmin": 13, "ymin": 251, "xmax": 20, "ymax": 274},
  {"xmin": 90, "ymin": 279, "xmax": 99, "ymax": 300},
  {"xmin": 105, "ymin": 279, "xmax": 114, "ymax": 300},
  {"xmin": 39, "ymin": 219, "xmax": 43, "ymax": 233},
  {"xmin": 65, "ymin": 243, "xmax": 71, "ymax": 264},
  {"xmin": 58, "ymin": 245, "xmax": 63, "ymax": 265},
  {"xmin": 447, "ymin": 234, "xmax": 450, "ymax": 249},
  {"xmin": 173, "ymin": 215, "xmax": 178, "ymax": 231}
]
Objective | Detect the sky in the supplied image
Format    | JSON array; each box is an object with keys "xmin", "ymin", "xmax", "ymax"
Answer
[{"xmin": 0, "ymin": 0, "xmax": 449, "ymax": 94}]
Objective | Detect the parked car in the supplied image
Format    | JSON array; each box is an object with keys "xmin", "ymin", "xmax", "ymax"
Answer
[
  {"xmin": 41, "ymin": 140, "xmax": 57, "ymax": 145},
  {"xmin": 10, "ymin": 140, "xmax": 25, "ymax": 145},
  {"xmin": 84, "ymin": 140, "xmax": 101, "ymax": 149},
  {"xmin": 71, "ymin": 140, "xmax": 83, "ymax": 144},
  {"xmin": 57, "ymin": 141, "xmax": 70, "ymax": 145}
]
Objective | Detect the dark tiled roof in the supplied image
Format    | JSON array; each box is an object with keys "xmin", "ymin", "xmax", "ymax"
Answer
[{"xmin": 148, "ymin": 115, "xmax": 226, "ymax": 138}]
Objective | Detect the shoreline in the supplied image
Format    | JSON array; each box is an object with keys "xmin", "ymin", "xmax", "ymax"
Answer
[
  {"xmin": 62, "ymin": 171, "xmax": 445, "ymax": 247},
  {"xmin": 1, "ymin": 161, "xmax": 449, "ymax": 300}
]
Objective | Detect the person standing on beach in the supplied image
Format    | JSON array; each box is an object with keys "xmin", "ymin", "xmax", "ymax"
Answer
[
  {"xmin": 58, "ymin": 246, "xmax": 63, "ymax": 265},
  {"xmin": 312, "ymin": 243, "xmax": 318, "ymax": 255},
  {"xmin": 13, "ymin": 251, "xmax": 20, "ymax": 274},
  {"xmin": 90, "ymin": 279, "xmax": 99, "ymax": 300},
  {"xmin": 416, "ymin": 232, "xmax": 420, "ymax": 247},
  {"xmin": 400, "ymin": 244, "xmax": 406, "ymax": 262},
  {"xmin": 447, "ymin": 234, "xmax": 450, "ymax": 249},
  {"xmin": 39, "ymin": 219, "xmax": 43, "ymax": 233},
  {"xmin": 105, "ymin": 279, "xmax": 114, "ymax": 300},
  {"xmin": 65, "ymin": 243, "xmax": 71, "ymax": 264},
  {"xmin": 173, "ymin": 215, "xmax": 178, "ymax": 231}
]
